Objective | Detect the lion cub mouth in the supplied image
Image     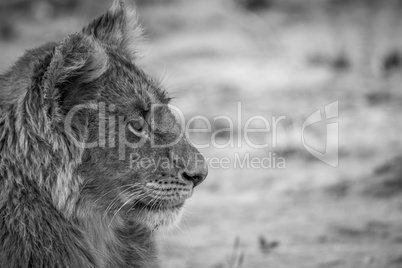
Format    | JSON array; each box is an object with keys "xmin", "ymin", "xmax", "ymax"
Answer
[
  {"xmin": 119, "ymin": 179, "xmax": 194, "ymax": 228},
  {"xmin": 132, "ymin": 200, "xmax": 185, "ymax": 211},
  {"xmin": 129, "ymin": 200, "xmax": 186, "ymax": 229}
]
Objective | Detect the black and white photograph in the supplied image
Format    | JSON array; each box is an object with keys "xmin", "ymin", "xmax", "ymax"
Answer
[{"xmin": 0, "ymin": 0, "xmax": 401, "ymax": 267}]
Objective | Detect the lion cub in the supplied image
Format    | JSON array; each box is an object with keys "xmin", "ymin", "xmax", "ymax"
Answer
[{"xmin": 0, "ymin": 1, "xmax": 207, "ymax": 267}]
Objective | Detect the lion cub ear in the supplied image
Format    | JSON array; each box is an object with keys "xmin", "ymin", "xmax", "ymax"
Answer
[
  {"xmin": 42, "ymin": 33, "xmax": 108, "ymax": 114},
  {"xmin": 82, "ymin": 0, "xmax": 143, "ymax": 61}
]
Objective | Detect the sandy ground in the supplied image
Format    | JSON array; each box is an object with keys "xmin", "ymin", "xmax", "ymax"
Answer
[{"xmin": 1, "ymin": 0, "xmax": 402, "ymax": 267}]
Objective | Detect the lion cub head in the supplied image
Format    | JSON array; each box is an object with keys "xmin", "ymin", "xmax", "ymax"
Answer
[
  {"xmin": 72, "ymin": 1, "xmax": 208, "ymax": 229},
  {"xmin": 0, "ymin": 0, "xmax": 207, "ymax": 231}
]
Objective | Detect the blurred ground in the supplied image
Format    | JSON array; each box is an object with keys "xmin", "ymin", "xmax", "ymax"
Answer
[{"xmin": 1, "ymin": 0, "xmax": 402, "ymax": 267}]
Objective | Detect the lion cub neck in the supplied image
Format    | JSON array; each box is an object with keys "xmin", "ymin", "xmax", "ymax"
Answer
[{"xmin": 78, "ymin": 212, "xmax": 158, "ymax": 268}]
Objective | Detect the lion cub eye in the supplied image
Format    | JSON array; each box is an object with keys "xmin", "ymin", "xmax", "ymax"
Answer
[{"xmin": 127, "ymin": 118, "xmax": 145, "ymax": 137}]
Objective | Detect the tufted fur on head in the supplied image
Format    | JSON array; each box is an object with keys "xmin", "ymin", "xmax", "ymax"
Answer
[{"xmin": 82, "ymin": 0, "xmax": 144, "ymax": 61}]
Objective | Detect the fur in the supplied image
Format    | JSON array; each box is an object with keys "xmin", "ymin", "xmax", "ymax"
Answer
[{"xmin": 0, "ymin": 1, "xmax": 207, "ymax": 267}]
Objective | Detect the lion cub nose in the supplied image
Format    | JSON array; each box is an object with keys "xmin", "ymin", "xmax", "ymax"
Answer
[
  {"xmin": 181, "ymin": 170, "xmax": 207, "ymax": 188},
  {"xmin": 180, "ymin": 157, "xmax": 208, "ymax": 187},
  {"xmin": 176, "ymin": 145, "xmax": 208, "ymax": 187}
]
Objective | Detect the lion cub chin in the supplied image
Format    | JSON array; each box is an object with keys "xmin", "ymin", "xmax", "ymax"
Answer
[{"xmin": 141, "ymin": 207, "xmax": 185, "ymax": 230}]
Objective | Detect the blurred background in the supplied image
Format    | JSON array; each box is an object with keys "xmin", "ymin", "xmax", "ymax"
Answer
[{"xmin": 1, "ymin": 0, "xmax": 402, "ymax": 267}]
